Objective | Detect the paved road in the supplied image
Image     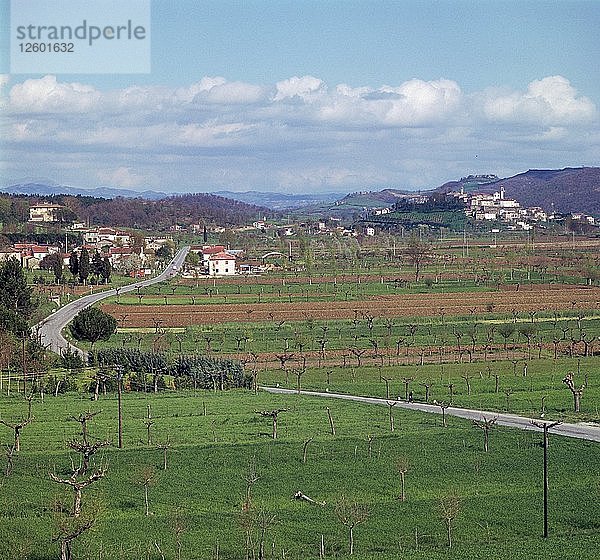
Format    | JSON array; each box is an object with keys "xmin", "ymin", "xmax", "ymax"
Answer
[
  {"xmin": 35, "ymin": 246, "xmax": 190, "ymax": 358},
  {"xmin": 261, "ymin": 386, "xmax": 600, "ymax": 443}
]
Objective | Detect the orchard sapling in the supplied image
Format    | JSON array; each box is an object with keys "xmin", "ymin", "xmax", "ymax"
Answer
[
  {"xmin": 0, "ymin": 393, "xmax": 34, "ymax": 453},
  {"xmin": 562, "ymin": 372, "xmax": 585, "ymax": 412},
  {"xmin": 472, "ymin": 417, "xmax": 497, "ymax": 452},
  {"xmin": 255, "ymin": 409, "xmax": 288, "ymax": 439},
  {"xmin": 396, "ymin": 457, "xmax": 409, "ymax": 502},
  {"xmin": 439, "ymin": 492, "xmax": 461, "ymax": 548},
  {"xmin": 334, "ymin": 496, "xmax": 369, "ymax": 556}
]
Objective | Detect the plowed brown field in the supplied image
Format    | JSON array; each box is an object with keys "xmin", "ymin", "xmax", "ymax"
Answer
[{"xmin": 101, "ymin": 284, "xmax": 600, "ymax": 327}]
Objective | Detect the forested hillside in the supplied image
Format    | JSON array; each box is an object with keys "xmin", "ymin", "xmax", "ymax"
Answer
[{"xmin": 0, "ymin": 192, "xmax": 271, "ymax": 229}]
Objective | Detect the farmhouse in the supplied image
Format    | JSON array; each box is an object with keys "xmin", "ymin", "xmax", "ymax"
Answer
[{"xmin": 207, "ymin": 251, "xmax": 237, "ymax": 276}]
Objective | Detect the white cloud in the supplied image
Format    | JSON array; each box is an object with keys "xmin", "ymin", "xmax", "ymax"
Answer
[
  {"xmin": 273, "ymin": 75, "xmax": 326, "ymax": 101},
  {"xmin": 2, "ymin": 74, "xmax": 598, "ymax": 192},
  {"xmin": 480, "ymin": 76, "xmax": 597, "ymax": 125},
  {"xmin": 9, "ymin": 75, "xmax": 101, "ymax": 113},
  {"xmin": 97, "ymin": 167, "xmax": 147, "ymax": 188}
]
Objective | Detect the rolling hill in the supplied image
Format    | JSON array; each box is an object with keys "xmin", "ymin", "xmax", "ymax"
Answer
[{"xmin": 437, "ymin": 167, "xmax": 600, "ymax": 214}]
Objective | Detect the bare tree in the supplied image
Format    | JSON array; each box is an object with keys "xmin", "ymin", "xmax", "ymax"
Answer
[
  {"xmin": 420, "ymin": 380, "xmax": 433, "ymax": 402},
  {"xmin": 293, "ymin": 367, "xmax": 306, "ymax": 394},
  {"xmin": 256, "ymin": 509, "xmax": 277, "ymax": 560},
  {"xmin": 4, "ymin": 444, "xmax": 16, "ymax": 476},
  {"xmin": 380, "ymin": 375, "xmax": 392, "ymax": 399},
  {"xmin": 172, "ymin": 507, "xmax": 186, "ymax": 560},
  {"xmin": 156, "ymin": 437, "xmax": 172, "ymax": 470},
  {"xmin": 386, "ymin": 401, "xmax": 397, "ymax": 432},
  {"xmin": 472, "ymin": 417, "xmax": 497, "ymax": 452},
  {"xmin": 255, "ymin": 409, "xmax": 288, "ymax": 439},
  {"xmin": 0, "ymin": 394, "xmax": 34, "ymax": 452},
  {"xmin": 334, "ymin": 495, "xmax": 369, "ymax": 555},
  {"xmin": 461, "ymin": 373, "xmax": 471, "ymax": 396},
  {"xmin": 439, "ymin": 492, "xmax": 461, "ymax": 548},
  {"xmin": 53, "ymin": 504, "xmax": 98, "ymax": 560},
  {"xmin": 49, "ymin": 412, "xmax": 108, "ymax": 560},
  {"xmin": 433, "ymin": 400, "xmax": 449, "ymax": 427},
  {"xmin": 405, "ymin": 236, "xmax": 430, "ymax": 282},
  {"xmin": 396, "ymin": 457, "xmax": 409, "ymax": 502},
  {"xmin": 562, "ymin": 372, "xmax": 585, "ymax": 412},
  {"xmin": 402, "ymin": 377, "xmax": 414, "ymax": 401},
  {"xmin": 243, "ymin": 456, "xmax": 260, "ymax": 503},
  {"xmin": 49, "ymin": 412, "xmax": 109, "ymax": 518},
  {"xmin": 349, "ymin": 347, "xmax": 366, "ymax": 367},
  {"xmin": 143, "ymin": 418, "xmax": 154, "ymax": 445},
  {"xmin": 135, "ymin": 465, "xmax": 156, "ymax": 516}
]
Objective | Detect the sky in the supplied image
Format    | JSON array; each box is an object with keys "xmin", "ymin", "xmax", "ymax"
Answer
[{"xmin": 1, "ymin": 0, "xmax": 599, "ymax": 194}]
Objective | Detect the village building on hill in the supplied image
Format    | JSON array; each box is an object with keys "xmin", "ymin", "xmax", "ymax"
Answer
[{"xmin": 29, "ymin": 203, "xmax": 66, "ymax": 223}]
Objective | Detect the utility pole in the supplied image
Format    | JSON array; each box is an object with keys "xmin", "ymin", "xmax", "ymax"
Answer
[
  {"xmin": 531, "ymin": 421, "xmax": 561, "ymax": 538},
  {"xmin": 21, "ymin": 335, "xmax": 27, "ymax": 394},
  {"xmin": 116, "ymin": 366, "xmax": 124, "ymax": 448}
]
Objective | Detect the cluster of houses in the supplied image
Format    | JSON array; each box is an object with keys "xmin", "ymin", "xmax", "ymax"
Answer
[
  {"xmin": 0, "ymin": 242, "xmax": 61, "ymax": 269},
  {"xmin": 361, "ymin": 186, "xmax": 597, "ymax": 233},
  {"xmin": 453, "ymin": 186, "xmax": 597, "ymax": 230},
  {"xmin": 453, "ymin": 186, "xmax": 543, "ymax": 230},
  {"xmin": 0, "ymin": 235, "xmax": 248, "ymax": 279}
]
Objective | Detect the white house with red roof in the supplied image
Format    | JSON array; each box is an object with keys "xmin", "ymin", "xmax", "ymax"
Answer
[
  {"xmin": 207, "ymin": 251, "xmax": 237, "ymax": 276},
  {"xmin": 196, "ymin": 245, "xmax": 226, "ymax": 265}
]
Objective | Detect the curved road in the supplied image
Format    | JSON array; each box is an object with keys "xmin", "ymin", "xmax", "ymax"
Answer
[
  {"xmin": 36, "ymin": 246, "xmax": 190, "ymax": 358},
  {"xmin": 261, "ymin": 386, "xmax": 600, "ymax": 443}
]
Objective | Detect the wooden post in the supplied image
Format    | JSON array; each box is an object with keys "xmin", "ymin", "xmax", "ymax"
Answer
[
  {"xmin": 326, "ymin": 407, "xmax": 336, "ymax": 436},
  {"xmin": 117, "ymin": 371, "xmax": 123, "ymax": 449}
]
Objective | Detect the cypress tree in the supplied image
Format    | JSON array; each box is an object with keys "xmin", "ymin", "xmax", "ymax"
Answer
[
  {"xmin": 79, "ymin": 247, "xmax": 90, "ymax": 284},
  {"xmin": 69, "ymin": 251, "xmax": 79, "ymax": 277}
]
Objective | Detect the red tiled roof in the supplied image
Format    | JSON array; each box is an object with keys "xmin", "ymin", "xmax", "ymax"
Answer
[
  {"xmin": 202, "ymin": 245, "xmax": 226, "ymax": 255},
  {"xmin": 209, "ymin": 252, "xmax": 236, "ymax": 261}
]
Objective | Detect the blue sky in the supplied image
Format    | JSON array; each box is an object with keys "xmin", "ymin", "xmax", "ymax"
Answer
[{"xmin": 1, "ymin": 0, "xmax": 599, "ymax": 193}]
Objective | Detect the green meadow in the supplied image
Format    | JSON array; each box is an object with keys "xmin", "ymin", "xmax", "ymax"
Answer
[{"xmin": 0, "ymin": 389, "xmax": 598, "ymax": 559}]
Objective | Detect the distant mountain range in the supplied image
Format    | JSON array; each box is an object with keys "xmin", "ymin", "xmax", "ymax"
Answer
[
  {"xmin": 0, "ymin": 181, "xmax": 170, "ymax": 201},
  {"xmin": 0, "ymin": 182, "xmax": 344, "ymax": 209},
  {"xmin": 2, "ymin": 166, "xmax": 599, "ymax": 214},
  {"xmin": 212, "ymin": 190, "xmax": 344, "ymax": 209}
]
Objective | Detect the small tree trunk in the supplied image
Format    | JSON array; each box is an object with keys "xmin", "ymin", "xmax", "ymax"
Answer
[
  {"xmin": 144, "ymin": 484, "xmax": 150, "ymax": 516},
  {"xmin": 61, "ymin": 540, "xmax": 72, "ymax": 560},
  {"xmin": 349, "ymin": 526, "xmax": 354, "ymax": 555},
  {"xmin": 14, "ymin": 428, "xmax": 21, "ymax": 453},
  {"xmin": 326, "ymin": 407, "xmax": 336, "ymax": 436},
  {"xmin": 73, "ymin": 487, "xmax": 83, "ymax": 517}
]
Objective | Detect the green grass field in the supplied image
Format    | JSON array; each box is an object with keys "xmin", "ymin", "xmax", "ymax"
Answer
[{"xmin": 0, "ymin": 389, "xmax": 598, "ymax": 560}]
